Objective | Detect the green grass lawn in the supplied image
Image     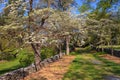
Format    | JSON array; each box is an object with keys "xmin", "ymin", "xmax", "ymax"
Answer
[
  {"xmin": 0, "ymin": 49, "xmax": 34, "ymax": 75},
  {"xmin": 0, "ymin": 59, "xmax": 22, "ymax": 75},
  {"xmin": 63, "ymin": 53, "xmax": 120, "ymax": 80}
]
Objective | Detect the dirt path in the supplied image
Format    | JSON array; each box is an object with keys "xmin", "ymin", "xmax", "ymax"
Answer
[
  {"xmin": 100, "ymin": 54, "xmax": 120, "ymax": 64},
  {"xmin": 24, "ymin": 55, "xmax": 75, "ymax": 80}
]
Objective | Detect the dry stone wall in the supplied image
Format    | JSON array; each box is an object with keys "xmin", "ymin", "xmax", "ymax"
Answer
[
  {"xmin": 91, "ymin": 46, "xmax": 120, "ymax": 57},
  {"xmin": 0, "ymin": 53, "xmax": 66, "ymax": 80}
]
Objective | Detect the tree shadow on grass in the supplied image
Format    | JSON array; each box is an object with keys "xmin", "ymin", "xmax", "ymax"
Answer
[
  {"xmin": 63, "ymin": 56, "xmax": 104, "ymax": 80},
  {"xmin": 63, "ymin": 71, "xmax": 85, "ymax": 80},
  {"xmin": 93, "ymin": 54, "xmax": 120, "ymax": 76}
]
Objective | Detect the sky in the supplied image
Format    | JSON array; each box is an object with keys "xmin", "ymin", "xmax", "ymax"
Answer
[
  {"xmin": 0, "ymin": 2, "xmax": 5, "ymax": 12},
  {"xmin": 0, "ymin": 0, "xmax": 8, "ymax": 12},
  {"xmin": 1, "ymin": 0, "xmax": 85, "ymax": 13},
  {"xmin": 70, "ymin": 0, "xmax": 98, "ymax": 14},
  {"xmin": 0, "ymin": 0, "xmax": 120, "ymax": 14}
]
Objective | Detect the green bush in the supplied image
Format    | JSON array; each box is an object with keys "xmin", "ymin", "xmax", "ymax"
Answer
[
  {"xmin": 41, "ymin": 47, "xmax": 57, "ymax": 60},
  {"xmin": 70, "ymin": 52, "xmax": 79, "ymax": 55},
  {"xmin": 19, "ymin": 53, "xmax": 34, "ymax": 67},
  {"xmin": 75, "ymin": 46, "xmax": 92, "ymax": 53}
]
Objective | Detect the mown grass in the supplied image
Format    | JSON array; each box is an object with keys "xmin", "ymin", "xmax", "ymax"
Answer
[
  {"xmin": 94, "ymin": 53, "xmax": 120, "ymax": 76},
  {"xmin": 0, "ymin": 59, "xmax": 22, "ymax": 75},
  {"xmin": 63, "ymin": 52, "xmax": 120, "ymax": 80},
  {"xmin": 0, "ymin": 49, "xmax": 33, "ymax": 75}
]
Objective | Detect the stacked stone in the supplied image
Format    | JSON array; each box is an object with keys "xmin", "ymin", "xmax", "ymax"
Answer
[
  {"xmin": 91, "ymin": 46, "xmax": 120, "ymax": 57},
  {"xmin": 0, "ymin": 53, "xmax": 66, "ymax": 80}
]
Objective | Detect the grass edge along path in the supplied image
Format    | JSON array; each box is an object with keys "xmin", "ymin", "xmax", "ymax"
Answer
[{"xmin": 63, "ymin": 53, "xmax": 120, "ymax": 80}]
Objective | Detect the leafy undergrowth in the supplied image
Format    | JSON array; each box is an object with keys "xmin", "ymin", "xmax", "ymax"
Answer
[
  {"xmin": 63, "ymin": 53, "xmax": 120, "ymax": 80},
  {"xmin": 70, "ymin": 46, "xmax": 92, "ymax": 55},
  {"xmin": 0, "ymin": 47, "xmax": 60, "ymax": 75}
]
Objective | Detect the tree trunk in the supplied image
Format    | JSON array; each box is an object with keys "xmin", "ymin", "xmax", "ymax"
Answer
[
  {"xmin": 66, "ymin": 35, "xmax": 70, "ymax": 55},
  {"xmin": 28, "ymin": 0, "xmax": 41, "ymax": 71},
  {"xmin": 31, "ymin": 43, "xmax": 41, "ymax": 71},
  {"xmin": 58, "ymin": 44, "xmax": 61, "ymax": 54},
  {"xmin": 110, "ymin": 41, "xmax": 113, "ymax": 56}
]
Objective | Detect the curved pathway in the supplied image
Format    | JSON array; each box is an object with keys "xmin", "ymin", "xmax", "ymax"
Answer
[{"xmin": 24, "ymin": 55, "xmax": 75, "ymax": 80}]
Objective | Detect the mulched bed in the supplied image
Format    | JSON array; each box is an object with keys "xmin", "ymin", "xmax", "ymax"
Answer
[
  {"xmin": 23, "ymin": 55, "xmax": 75, "ymax": 80},
  {"xmin": 100, "ymin": 54, "xmax": 120, "ymax": 64}
]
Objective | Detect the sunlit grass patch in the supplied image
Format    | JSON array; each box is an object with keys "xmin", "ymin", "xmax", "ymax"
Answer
[
  {"xmin": 63, "ymin": 53, "xmax": 120, "ymax": 80},
  {"xmin": 0, "ymin": 59, "xmax": 21, "ymax": 75}
]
